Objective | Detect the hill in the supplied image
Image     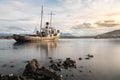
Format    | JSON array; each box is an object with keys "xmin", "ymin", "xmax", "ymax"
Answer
[{"xmin": 95, "ymin": 29, "xmax": 120, "ymax": 38}]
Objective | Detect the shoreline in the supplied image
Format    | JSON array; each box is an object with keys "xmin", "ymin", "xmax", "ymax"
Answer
[
  {"xmin": 0, "ymin": 36, "xmax": 120, "ymax": 39},
  {"xmin": 0, "ymin": 54, "xmax": 94, "ymax": 80}
]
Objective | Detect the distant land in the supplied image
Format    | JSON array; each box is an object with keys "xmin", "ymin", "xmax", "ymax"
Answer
[
  {"xmin": 0, "ymin": 33, "xmax": 13, "ymax": 39},
  {"xmin": 61, "ymin": 30, "xmax": 120, "ymax": 39},
  {"xmin": 95, "ymin": 29, "xmax": 120, "ymax": 38},
  {"xmin": 60, "ymin": 33, "xmax": 73, "ymax": 38},
  {"xmin": 60, "ymin": 33, "xmax": 95, "ymax": 38},
  {"xmin": 1, "ymin": 30, "xmax": 120, "ymax": 39}
]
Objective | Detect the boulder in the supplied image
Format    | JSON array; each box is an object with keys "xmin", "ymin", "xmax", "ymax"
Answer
[{"xmin": 23, "ymin": 59, "xmax": 39, "ymax": 76}]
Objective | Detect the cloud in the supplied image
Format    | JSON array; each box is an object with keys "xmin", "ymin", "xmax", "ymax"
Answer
[
  {"xmin": 0, "ymin": 26, "xmax": 29, "ymax": 34},
  {"xmin": 95, "ymin": 20, "xmax": 120, "ymax": 27},
  {"xmin": 72, "ymin": 20, "xmax": 120, "ymax": 30},
  {"xmin": 6, "ymin": 26, "xmax": 26, "ymax": 31},
  {"xmin": 0, "ymin": 19, "xmax": 31, "ymax": 22},
  {"xmin": 0, "ymin": 0, "xmax": 120, "ymax": 35},
  {"xmin": 105, "ymin": 11, "xmax": 120, "ymax": 17},
  {"xmin": 72, "ymin": 22, "xmax": 94, "ymax": 29},
  {"xmin": 55, "ymin": 0, "xmax": 119, "ymax": 29}
]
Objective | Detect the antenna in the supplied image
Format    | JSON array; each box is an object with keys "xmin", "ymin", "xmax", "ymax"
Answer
[{"xmin": 40, "ymin": 5, "xmax": 43, "ymax": 33}]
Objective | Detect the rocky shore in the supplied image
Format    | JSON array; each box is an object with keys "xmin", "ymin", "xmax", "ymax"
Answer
[{"xmin": 0, "ymin": 54, "xmax": 94, "ymax": 80}]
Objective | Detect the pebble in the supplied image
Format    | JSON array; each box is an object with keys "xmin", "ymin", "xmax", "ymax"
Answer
[
  {"xmin": 79, "ymin": 57, "xmax": 82, "ymax": 60},
  {"xmin": 89, "ymin": 70, "xmax": 91, "ymax": 72},
  {"xmin": 10, "ymin": 65, "xmax": 14, "ymax": 68},
  {"xmin": 50, "ymin": 60, "xmax": 54, "ymax": 63},
  {"xmin": 85, "ymin": 57, "xmax": 90, "ymax": 60},
  {"xmin": 87, "ymin": 54, "xmax": 94, "ymax": 58},
  {"xmin": 49, "ymin": 57, "xmax": 52, "ymax": 59},
  {"xmin": 66, "ymin": 74, "xmax": 68, "ymax": 77},
  {"xmin": 79, "ymin": 70, "xmax": 82, "ymax": 72},
  {"xmin": 71, "ymin": 74, "xmax": 74, "ymax": 77}
]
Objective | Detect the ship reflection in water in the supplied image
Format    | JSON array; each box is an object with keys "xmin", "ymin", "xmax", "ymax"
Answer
[{"xmin": 13, "ymin": 41, "xmax": 59, "ymax": 63}]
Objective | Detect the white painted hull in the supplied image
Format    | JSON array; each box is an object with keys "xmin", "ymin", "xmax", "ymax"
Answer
[{"xmin": 13, "ymin": 34, "xmax": 59, "ymax": 42}]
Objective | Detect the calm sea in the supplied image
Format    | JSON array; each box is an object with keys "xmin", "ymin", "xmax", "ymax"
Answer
[{"xmin": 0, "ymin": 39, "xmax": 120, "ymax": 80}]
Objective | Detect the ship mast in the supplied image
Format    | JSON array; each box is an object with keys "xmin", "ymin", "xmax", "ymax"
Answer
[
  {"xmin": 40, "ymin": 5, "xmax": 43, "ymax": 33},
  {"xmin": 50, "ymin": 11, "xmax": 52, "ymax": 27}
]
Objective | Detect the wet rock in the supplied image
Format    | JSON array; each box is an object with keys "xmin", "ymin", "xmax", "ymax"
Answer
[
  {"xmin": 85, "ymin": 57, "xmax": 90, "ymax": 60},
  {"xmin": 59, "ymin": 61, "xmax": 62, "ymax": 64},
  {"xmin": 49, "ymin": 57, "xmax": 52, "ymax": 59},
  {"xmin": 59, "ymin": 75, "xmax": 63, "ymax": 80},
  {"xmin": 37, "ymin": 67, "xmax": 63, "ymax": 80},
  {"xmin": 63, "ymin": 58, "xmax": 76, "ymax": 69},
  {"xmin": 59, "ymin": 68, "xmax": 62, "ymax": 71},
  {"xmin": 58, "ymin": 59, "xmax": 61, "ymax": 61},
  {"xmin": 0, "ymin": 59, "xmax": 65, "ymax": 80},
  {"xmin": 8, "ymin": 73, "xmax": 13, "ymax": 77},
  {"xmin": 0, "ymin": 74, "xmax": 21, "ymax": 80},
  {"xmin": 23, "ymin": 59, "xmax": 63, "ymax": 80},
  {"xmin": 19, "ymin": 76, "xmax": 26, "ymax": 80},
  {"xmin": 60, "ymin": 75, "xmax": 63, "ymax": 78},
  {"xmin": 50, "ymin": 63, "xmax": 60, "ymax": 71},
  {"xmin": 79, "ymin": 57, "xmax": 82, "ymax": 60},
  {"xmin": 10, "ymin": 65, "xmax": 14, "ymax": 68},
  {"xmin": 87, "ymin": 54, "xmax": 94, "ymax": 58},
  {"xmin": 49, "ymin": 59, "xmax": 63, "ymax": 71},
  {"xmin": 66, "ymin": 58, "xmax": 70, "ymax": 60},
  {"xmin": 57, "ymin": 63, "xmax": 62, "ymax": 67},
  {"xmin": 79, "ymin": 70, "xmax": 82, "ymax": 72},
  {"xmin": 0, "ymin": 73, "xmax": 4, "ymax": 78},
  {"xmin": 66, "ymin": 74, "xmax": 68, "ymax": 77},
  {"xmin": 71, "ymin": 74, "xmax": 74, "ymax": 77},
  {"xmin": 23, "ymin": 59, "xmax": 39, "ymax": 76},
  {"xmin": 50, "ymin": 60, "xmax": 54, "ymax": 63},
  {"xmin": 74, "ymin": 66, "xmax": 77, "ymax": 69},
  {"xmin": 49, "ymin": 63, "xmax": 62, "ymax": 71},
  {"xmin": 0, "ymin": 75, "xmax": 8, "ymax": 80},
  {"xmin": 64, "ymin": 66, "xmax": 68, "ymax": 69},
  {"xmin": 89, "ymin": 70, "xmax": 91, "ymax": 72}
]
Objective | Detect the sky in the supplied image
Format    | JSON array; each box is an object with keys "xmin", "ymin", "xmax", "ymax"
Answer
[{"xmin": 0, "ymin": 0, "xmax": 120, "ymax": 36}]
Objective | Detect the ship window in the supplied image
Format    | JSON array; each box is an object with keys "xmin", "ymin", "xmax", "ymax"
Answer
[
  {"xmin": 57, "ymin": 30, "xmax": 60, "ymax": 33},
  {"xmin": 46, "ymin": 26, "xmax": 48, "ymax": 28},
  {"xmin": 54, "ymin": 34, "xmax": 57, "ymax": 36}
]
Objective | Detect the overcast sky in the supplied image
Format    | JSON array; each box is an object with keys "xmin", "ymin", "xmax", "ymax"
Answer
[{"xmin": 0, "ymin": 0, "xmax": 120, "ymax": 36}]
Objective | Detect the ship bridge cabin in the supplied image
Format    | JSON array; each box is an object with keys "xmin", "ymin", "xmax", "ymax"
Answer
[{"xmin": 36, "ymin": 22, "xmax": 60, "ymax": 37}]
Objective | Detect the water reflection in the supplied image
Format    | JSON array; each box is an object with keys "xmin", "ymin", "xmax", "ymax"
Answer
[
  {"xmin": 13, "ymin": 41, "xmax": 59, "ymax": 60},
  {"xmin": 1, "ymin": 39, "xmax": 120, "ymax": 80},
  {"xmin": 14, "ymin": 41, "xmax": 59, "ymax": 49}
]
